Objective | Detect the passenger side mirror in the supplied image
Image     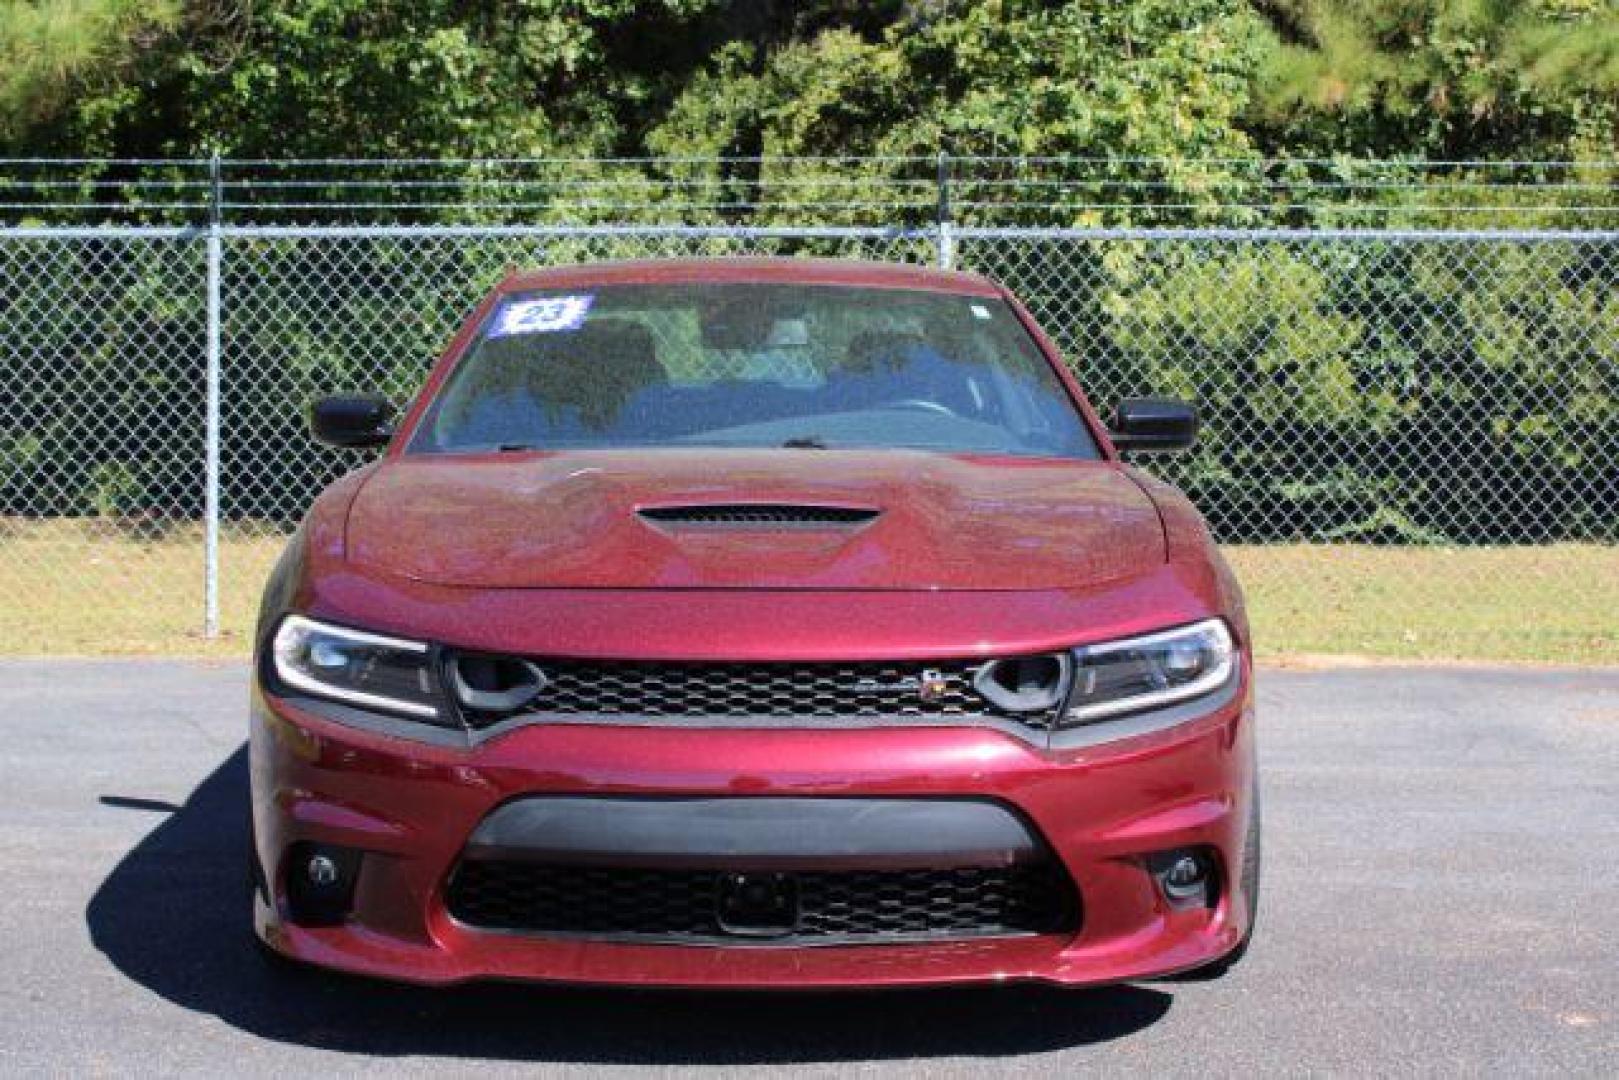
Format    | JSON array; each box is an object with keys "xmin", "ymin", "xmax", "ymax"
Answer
[
  {"xmin": 1110, "ymin": 397, "xmax": 1198, "ymax": 453},
  {"xmin": 311, "ymin": 394, "xmax": 394, "ymax": 449}
]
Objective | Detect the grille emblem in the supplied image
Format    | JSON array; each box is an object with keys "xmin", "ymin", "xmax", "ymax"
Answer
[
  {"xmin": 918, "ymin": 669, "xmax": 950, "ymax": 702},
  {"xmin": 851, "ymin": 668, "xmax": 949, "ymax": 702}
]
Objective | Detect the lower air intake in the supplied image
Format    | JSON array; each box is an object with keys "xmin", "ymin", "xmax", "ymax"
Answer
[{"xmin": 446, "ymin": 861, "xmax": 1078, "ymax": 943}]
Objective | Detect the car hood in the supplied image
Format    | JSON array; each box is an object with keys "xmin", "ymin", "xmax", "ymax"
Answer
[{"xmin": 344, "ymin": 450, "xmax": 1166, "ymax": 591}]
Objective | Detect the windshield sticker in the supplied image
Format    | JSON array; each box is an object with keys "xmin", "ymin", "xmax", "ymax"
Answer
[
  {"xmin": 490, "ymin": 295, "xmax": 594, "ymax": 337},
  {"xmin": 970, "ymin": 304, "xmax": 992, "ymax": 320}
]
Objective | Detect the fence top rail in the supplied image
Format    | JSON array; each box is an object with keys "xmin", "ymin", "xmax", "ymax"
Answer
[
  {"xmin": 4, "ymin": 154, "xmax": 1619, "ymax": 168},
  {"xmin": 3, "ymin": 223, "xmax": 1619, "ymax": 243},
  {"xmin": 954, "ymin": 225, "xmax": 1619, "ymax": 242},
  {"xmin": 0, "ymin": 225, "xmax": 204, "ymax": 240},
  {"xmin": 212, "ymin": 223, "xmax": 938, "ymax": 241},
  {"xmin": 0, "ymin": 223, "xmax": 922, "ymax": 241}
]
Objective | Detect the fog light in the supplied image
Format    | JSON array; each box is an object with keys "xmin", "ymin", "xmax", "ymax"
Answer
[
  {"xmin": 1163, "ymin": 856, "xmax": 1205, "ymax": 900},
  {"xmin": 1149, "ymin": 847, "xmax": 1217, "ymax": 909},
  {"xmin": 306, "ymin": 854, "xmax": 340, "ymax": 886},
  {"xmin": 284, "ymin": 842, "xmax": 362, "ymax": 927}
]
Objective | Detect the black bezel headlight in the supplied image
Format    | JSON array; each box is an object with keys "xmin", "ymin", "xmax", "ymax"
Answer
[
  {"xmin": 1061, "ymin": 618, "xmax": 1236, "ymax": 727},
  {"xmin": 271, "ymin": 615, "xmax": 446, "ymax": 721}
]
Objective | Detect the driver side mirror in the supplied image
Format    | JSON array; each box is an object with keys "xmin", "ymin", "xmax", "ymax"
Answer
[
  {"xmin": 1110, "ymin": 397, "xmax": 1198, "ymax": 453},
  {"xmin": 311, "ymin": 394, "xmax": 394, "ymax": 449}
]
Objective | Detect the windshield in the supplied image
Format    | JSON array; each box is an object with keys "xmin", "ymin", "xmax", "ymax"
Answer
[{"xmin": 410, "ymin": 283, "xmax": 1099, "ymax": 459}]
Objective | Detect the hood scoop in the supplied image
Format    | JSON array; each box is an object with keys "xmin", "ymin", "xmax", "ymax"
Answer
[{"xmin": 638, "ymin": 503, "xmax": 881, "ymax": 529}]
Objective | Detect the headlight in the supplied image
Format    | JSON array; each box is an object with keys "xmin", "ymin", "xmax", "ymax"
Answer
[
  {"xmin": 271, "ymin": 615, "xmax": 444, "ymax": 720},
  {"xmin": 1061, "ymin": 618, "xmax": 1235, "ymax": 726}
]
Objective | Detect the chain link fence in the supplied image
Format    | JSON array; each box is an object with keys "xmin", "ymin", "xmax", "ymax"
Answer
[
  {"xmin": 965, "ymin": 229, "xmax": 1618, "ymax": 545},
  {"xmin": 0, "ymin": 217, "xmax": 1614, "ymax": 654}
]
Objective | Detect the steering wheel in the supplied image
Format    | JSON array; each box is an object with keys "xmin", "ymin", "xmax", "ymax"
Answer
[{"xmin": 880, "ymin": 398, "xmax": 958, "ymax": 417}]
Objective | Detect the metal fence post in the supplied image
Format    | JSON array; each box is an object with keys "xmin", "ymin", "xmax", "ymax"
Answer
[
  {"xmin": 203, "ymin": 155, "xmax": 223, "ymax": 638},
  {"xmin": 936, "ymin": 151, "xmax": 954, "ymax": 270}
]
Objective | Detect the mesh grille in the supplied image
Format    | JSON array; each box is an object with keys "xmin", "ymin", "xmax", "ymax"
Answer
[
  {"xmin": 639, "ymin": 504, "xmax": 880, "ymax": 527},
  {"xmin": 467, "ymin": 658, "xmax": 1064, "ymax": 730},
  {"xmin": 446, "ymin": 861, "xmax": 1076, "ymax": 942}
]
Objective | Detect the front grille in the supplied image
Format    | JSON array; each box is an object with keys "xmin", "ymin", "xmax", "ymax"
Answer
[
  {"xmin": 638, "ymin": 504, "xmax": 879, "ymax": 527},
  {"xmin": 467, "ymin": 659, "xmax": 1063, "ymax": 730},
  {"xmin": 446, "ymin": 861, "xmax": 1077, "ymax": 943}
]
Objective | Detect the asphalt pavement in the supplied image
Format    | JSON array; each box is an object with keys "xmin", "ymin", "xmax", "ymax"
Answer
[{"xmin": 0, "ymin": 659, "xmax": 1615, "ymax": 1076}]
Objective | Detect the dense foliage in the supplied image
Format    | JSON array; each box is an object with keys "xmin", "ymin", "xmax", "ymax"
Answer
[{"xmin": 4, "ymin": 0, "xmax": 1616, "ymax": 165}]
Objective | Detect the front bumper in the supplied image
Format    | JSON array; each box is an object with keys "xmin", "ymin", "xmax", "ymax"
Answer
[{"xmin": 250, "ymin": 670, "xmax": 1255, "ymax": 989}]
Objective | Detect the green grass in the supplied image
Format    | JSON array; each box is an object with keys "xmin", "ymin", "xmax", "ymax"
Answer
[
  {"xmin": 1225, "ymin": 544, "xmax": 1618, "ymax": 665},
  {"xmin": 0, "ymin": 519, "xmax": 282, "ymax": 658},
  {"xmin": 1, "ymin": 519, "xmax": 1614, "ymax": 665}
]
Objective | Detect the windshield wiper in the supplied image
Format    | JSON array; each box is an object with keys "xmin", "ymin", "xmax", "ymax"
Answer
[{"xmin": 781, "ymin": 435, "xmax": 829, "ymax": 449}]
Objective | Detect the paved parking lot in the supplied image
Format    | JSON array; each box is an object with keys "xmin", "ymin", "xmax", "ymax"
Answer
[{"xmin": 0, "ymin": 660, "xmax": 1614, "ymax": 1076}]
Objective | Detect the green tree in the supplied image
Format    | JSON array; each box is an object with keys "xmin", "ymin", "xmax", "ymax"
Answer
[
  {"xmin": 1249, "ymin": 0, "xmax": 1619, "ymax": 160},
  {"xmin": 3, "ymin": 0, "xmax": 1616, "ymax": 168},
  {"xmin": 650, "ymin": 0, "xmax": 1271, "ymax": 224},
  {"xmin": 0, "ymin": 0, "xmax": 178, "ymax": 144}
]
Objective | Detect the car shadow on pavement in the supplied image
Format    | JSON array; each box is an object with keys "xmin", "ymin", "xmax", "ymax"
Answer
[{"xmin": 87, "ymin": 746, "xmax": 1172, "ymax": 1064}]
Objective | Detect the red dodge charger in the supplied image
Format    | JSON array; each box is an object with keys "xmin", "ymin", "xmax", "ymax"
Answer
[{"xmin": 250, "ymin": 257, "xmax": 1258, "ymax": 989}]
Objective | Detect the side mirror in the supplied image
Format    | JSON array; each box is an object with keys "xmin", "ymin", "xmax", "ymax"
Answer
[
  {"xmin": 311, "ymin": 394, "xmax": 394, "ymax": 449},
  {"xmin": 1110, "ymin": 397, "xmax": 1198, "ymax": 453}
]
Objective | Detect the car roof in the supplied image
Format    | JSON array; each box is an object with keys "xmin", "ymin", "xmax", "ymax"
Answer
[{"xmin": 498, "ymin": 257, "xmax": 1004, "ymax": 298}]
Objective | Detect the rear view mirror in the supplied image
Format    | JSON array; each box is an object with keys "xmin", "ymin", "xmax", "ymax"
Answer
[
  {"xmin": 311, "ymin": 394, "xmax": 394, "ymax": 449},
  {"xmin": 1110, "ymin": 397, "xmax": 1198, "ymax": 453}
]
